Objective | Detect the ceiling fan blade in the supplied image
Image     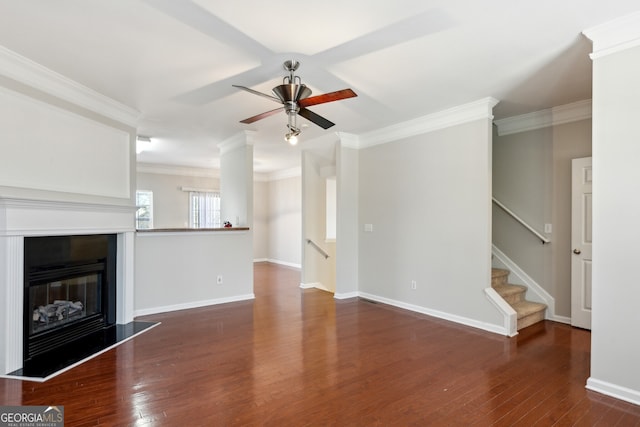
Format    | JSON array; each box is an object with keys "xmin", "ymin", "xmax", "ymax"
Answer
[
  {"xmin": 298, "ymin": 108, "xmax": 335, "ymax": 129},
  {"xmin": 239, "ymin": 107, "xmax": 283, "ymax": 124},
  {"xmin": 232, "ymin": 85, "xmax": 282, "ymax": 104},
  {"xmin": 298, "ymin": 89, "xmax": 357, "ymax": 108}
]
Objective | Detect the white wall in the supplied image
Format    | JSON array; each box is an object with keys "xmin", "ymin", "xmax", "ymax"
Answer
[
  {"xmin": 357, "ymin": 117, "xmax": 503, "ymax": 332},
  {"xmin": 134, "ymin": 231, "xmax": 254, "ymax": 315},
  {"xmin": 586, "ymin": 20, "xmax": 640, "ymax": 404},
  {"xmin": 0, "ymin": 81, "xmax": 136, "ymax": 205}
]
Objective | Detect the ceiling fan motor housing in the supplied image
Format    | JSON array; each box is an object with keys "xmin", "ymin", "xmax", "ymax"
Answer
[{"xmin": 272, "ymin": 84, "xmax": 312, "ymax": 104}]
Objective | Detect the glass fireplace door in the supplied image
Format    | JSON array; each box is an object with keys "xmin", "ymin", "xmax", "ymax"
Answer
[{"xmin": 30, "ymin": 272, "xmax": 101, "ymax": 334}]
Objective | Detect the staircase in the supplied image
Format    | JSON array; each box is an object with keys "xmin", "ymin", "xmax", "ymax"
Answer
[{"xmin": 492, "ymin": 268, "xmax": 547, "ymax": 330}]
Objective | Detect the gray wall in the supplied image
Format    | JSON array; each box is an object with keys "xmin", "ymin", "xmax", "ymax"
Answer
[
  {"xmin": 589, "ymin": 42, "xmax": 640, "ymax": 402},
  {"xmin": 357, "ymin": 119, "xmax": 501, "ymax": 327}
]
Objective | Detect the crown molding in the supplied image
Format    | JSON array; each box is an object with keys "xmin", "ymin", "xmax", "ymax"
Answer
[
  {"xmin": 494, "ymin": 99, "xmax": 592, "ymax": 136},
  {"xmin": 583, "ymin": 11, "xmax": 640, "ymax": 59},
  {"xmin": 337, "ymin": 132, "xmax": 360, "ymax": 149},
  {"xmin": 218, "ymin": 130, "xmax": 256, "ymax": 154},
  {"xmin": 355, "ymin": 97, "xmax": 499, "ymax": 149},
  {"xmin": 136, "ymin": 162, "xmax": 219, "ymax": 178},
  {"xmin": 0, "ymin": 45, "xmax": 139, "ymax": 127}
]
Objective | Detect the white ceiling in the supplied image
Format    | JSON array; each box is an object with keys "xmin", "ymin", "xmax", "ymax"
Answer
[{"xmin": 0, "ymin": 1, "xmax": 638, "ymax": 173}]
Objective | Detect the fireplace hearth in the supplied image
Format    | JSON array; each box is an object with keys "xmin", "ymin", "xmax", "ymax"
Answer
[{"xmin": 23, "ymin": 234, "xmax": 117, "ymax": 368}]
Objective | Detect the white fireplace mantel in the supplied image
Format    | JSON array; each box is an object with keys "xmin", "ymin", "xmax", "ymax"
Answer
[{"xmin": 0, "ymin": 196, "xmax": 136, "ymax": 374}]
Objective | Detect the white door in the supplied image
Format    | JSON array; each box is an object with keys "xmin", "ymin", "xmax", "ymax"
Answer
[{"xmin": 571, "ymin": 157, "xmax": 592, "ymax": 329}]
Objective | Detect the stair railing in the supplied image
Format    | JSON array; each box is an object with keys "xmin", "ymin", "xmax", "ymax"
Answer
[
  {"xmin": 492, "ymin": 197, "xmax": 550, "ymax": 244},
  {"xmin": 306, "ymin": 238, "xmax": 329, "ymax": 259}
]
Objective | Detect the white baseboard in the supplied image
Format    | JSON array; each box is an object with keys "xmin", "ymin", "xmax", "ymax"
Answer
[
  {"xmin": 134, "ymin": 294, "xmax": 255, "ymax": 317},
  {"xmin": 358, "ymin": 291, "xmax": 508, "ymax": 336},
  {"xmin": 552, "ymin": 315, "xmax": 571, "ymax": 325},
  {"xmin": 586, "ymin": 377, "xmax": 640, "ymax": 406},
  {"xmin": 299, "ymin": 282, "xmax": 334, "ymax": 293},
  {"xmin": 253, "ymin": 258, "xmax": 268, "ymax": 263},
  {"xmin": 267, "ymin": 258, "xmax": 301, "ymax": 269},
  {"xmin": 334, "ymin": 292, "xmax": 359, "ymax": 300}
]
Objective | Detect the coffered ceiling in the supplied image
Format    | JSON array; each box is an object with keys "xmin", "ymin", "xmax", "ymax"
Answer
[{"xmin": 0, "ymin": 1, "xmax": 638, "ymax": 172}]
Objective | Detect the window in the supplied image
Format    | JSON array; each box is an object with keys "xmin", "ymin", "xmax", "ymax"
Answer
[
  {"xmin": 189, "ymin": 191, "xmax": 221, "ymax": 228},
  {"xmin": 136, "ymin": 190, "xmax": 153, "ymax": 229}
]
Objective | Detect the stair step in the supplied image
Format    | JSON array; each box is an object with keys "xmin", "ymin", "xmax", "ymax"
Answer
[
  {"xmin": 491, "ymin": 267, "xmax": 547, "ymax": 330},
  {"xmin": 512, "ymin": 301, "xmax": 547, "ymax": 330},
  {"xmin": 492, "ymin": 283, "xmax": 527, "ymax": 305},
  {"xmin": 491, "ymin": 268, "xmax": 509, "ymax": 287}
]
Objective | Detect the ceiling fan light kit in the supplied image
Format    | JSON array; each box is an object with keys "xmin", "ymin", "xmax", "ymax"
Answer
[{"xmin": 233, "ymin": 60, "xmax": 357, "ymax": 144}]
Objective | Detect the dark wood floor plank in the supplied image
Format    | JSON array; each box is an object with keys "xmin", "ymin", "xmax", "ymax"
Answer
[{"xmin": 1, "ymin": 262, "xmax": 639, "ymax": 425}]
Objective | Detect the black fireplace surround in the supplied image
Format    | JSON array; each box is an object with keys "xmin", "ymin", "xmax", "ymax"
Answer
[{"xmin": 23, "ymin": 234, "xmax": 117, "ymax": 370}]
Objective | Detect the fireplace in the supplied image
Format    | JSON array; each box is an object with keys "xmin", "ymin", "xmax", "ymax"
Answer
[{"xmin": 23, "ymin": 234, "xmax": 117, "ymax": 367}]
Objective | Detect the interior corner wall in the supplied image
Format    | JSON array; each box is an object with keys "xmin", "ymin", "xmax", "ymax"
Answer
[
  {"xmin": 253, "ymin": 179, "xmax": 269, "ymax": 261},
  {"xmin": 589, "ymin": 44, "xmax": 640, "ymax": 403},
  {"xmin": 358, "ymin": 120, "xmax": 501, "ymax": 327},
  {"xmin": 492, "ymin": 126, "xmax": 552, "ymax": 296},
  {"xmin": 335, "ymin": 144, "xmax": 359, "ymax": 295},
  {"xmin": 550, "ymin": 120, "xmax": 591, "ymax": 318},
  {"xmin": 301, "ymin": 151, "xmax": 334, "ymax": 289},
  {"xmin": 267, "ymin": 174, "xmax": 301, "ymax": 267},
  {"xmin": 220, "ymin": 144, "xmax": 253, "ymax": 227},
  {"xmin": 493, "ymin": 119, "xmax": 591, "ymax": 319}
]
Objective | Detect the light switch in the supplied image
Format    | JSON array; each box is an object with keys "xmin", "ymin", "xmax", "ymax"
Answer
[{"xmin": 364, "ymin": 224, "xmax": 373, "ymax": 232}]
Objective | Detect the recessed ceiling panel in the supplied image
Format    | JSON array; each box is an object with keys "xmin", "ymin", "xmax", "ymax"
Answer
[{"xmin": 192, "ymin": 0, "xmax": 433, "ymax": 55}]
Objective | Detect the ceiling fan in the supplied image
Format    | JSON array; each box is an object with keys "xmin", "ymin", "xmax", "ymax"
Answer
[{"xmin": 233, "ymin": 60, "xmax": 357, "ymax": 145}]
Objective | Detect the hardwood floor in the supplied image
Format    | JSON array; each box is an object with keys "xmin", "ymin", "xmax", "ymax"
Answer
[{"xmin": 2, "ymin": 262, "xmax": 640, "ymax": 426}]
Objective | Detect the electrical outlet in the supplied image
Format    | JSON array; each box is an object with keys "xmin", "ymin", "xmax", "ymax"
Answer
[
  {"xmin": 411, "ymin": 280, "xmax": 417, "ymax": 290},
  {"xmin": 217, "ymin": 275, "xmax": 223, "ymax": 285}
]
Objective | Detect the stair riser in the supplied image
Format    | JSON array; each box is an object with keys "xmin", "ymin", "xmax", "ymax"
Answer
[{"xmin": 518, "ymin": 310, "xmax": 546, "ymax": 330}]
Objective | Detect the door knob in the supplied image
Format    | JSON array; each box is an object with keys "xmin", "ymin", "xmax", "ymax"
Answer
[{"xmin": 573, "ymin": 249, "xmax": 581, "ymax": 254}]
